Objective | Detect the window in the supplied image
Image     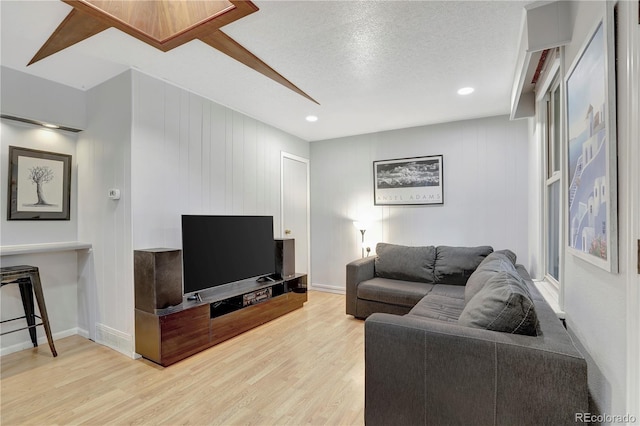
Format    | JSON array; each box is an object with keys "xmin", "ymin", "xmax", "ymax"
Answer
[
  {"xmin": 537, "ymin": 50, "xmax": 562, "ymax": 289},
  {"xmin": 544, "ymin": 72, "xmax": 562, "ymax": 285},
  {"xmin": 544, "ymin": 76, "xmax": 562, "ymax": 284}
]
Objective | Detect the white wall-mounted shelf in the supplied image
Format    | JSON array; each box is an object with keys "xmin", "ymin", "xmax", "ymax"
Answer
[{"xmin": 0, "ymin": 241, "xmax": 92, "ymax": 256}]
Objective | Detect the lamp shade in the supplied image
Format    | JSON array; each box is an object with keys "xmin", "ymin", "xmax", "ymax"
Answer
[{"xmin": 353, "ymin": 221, "xmax": 368, "ymax": 231}]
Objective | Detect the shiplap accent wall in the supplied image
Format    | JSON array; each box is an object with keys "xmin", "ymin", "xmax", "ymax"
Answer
[
  {"xmin": 310, "ymin": 115, "xmax": 529, "ymax": 292},
  {"xmin": 130, "ymin": 70, "xmax": 310, "ymax": 250},
  {"xmin": 77, "ymin": 71, "xmax": 133, "ymax": 352}
]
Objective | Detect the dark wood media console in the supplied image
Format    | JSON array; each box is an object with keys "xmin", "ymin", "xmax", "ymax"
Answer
[{"xmin": 135, "ymin": 274, "xmax": 307, "ymax": 366}]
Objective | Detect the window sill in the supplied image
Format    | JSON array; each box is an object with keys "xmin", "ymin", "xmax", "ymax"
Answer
[{"xmin": 533, "ymin": 279, "xmax": 565, "ymax": 319}]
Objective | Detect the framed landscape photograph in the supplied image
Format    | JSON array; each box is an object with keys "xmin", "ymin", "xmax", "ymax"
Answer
[
  {"xmin": 373, "ymin": 155, "xmax": 443, "ymax": 206},
  {"xmin": 7, "ymin": 146, "xmax": 72, "ymax": 220},
  {"xmin": 565, "ymin": 3, "xmax": 618, "ymax": 272}
]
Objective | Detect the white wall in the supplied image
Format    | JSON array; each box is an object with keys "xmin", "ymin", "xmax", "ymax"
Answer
[
  {"xmin": 310, "ymin": 115, "xmax": 529, "ymax": 292},
  {"xmin": 130, "ymin": 70, "xmax": 310, "ymax": 250},
  {"xmin": 527, "ymin": 1, "xmax": 640, "ymax": 417},
  {"xmin": 77, "ymin": 70, "xmax": 133, "ymax": 354},
  {"xmin": 563, "ymin": 1, "xmax": 637, "ymax": 418},
  {"xmin": 0, "ymin": 251, "xmax": 79, "ymax": 355},
  {"xmin": 0, "ymin": 71, "xmax": 85, "ymax": 355},
  {"xmin": 0, "ymin": 121, "xmax": 78, "ymax": 245}
]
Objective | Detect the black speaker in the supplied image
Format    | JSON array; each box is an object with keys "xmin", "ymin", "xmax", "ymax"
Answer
[
  {"xmin": 275, "ymin": 238, "xmax": 295, "ymax": 279},
  {"xmin": 134, "ymin": 249, "xmax": 183, "ymax": 312}
]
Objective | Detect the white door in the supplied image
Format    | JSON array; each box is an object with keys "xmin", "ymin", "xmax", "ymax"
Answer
[{"xmin": 281, "ymin": 153, "xmax": 309, "ymax": 276}]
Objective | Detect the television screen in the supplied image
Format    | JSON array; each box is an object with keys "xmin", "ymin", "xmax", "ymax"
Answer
[{"xmin": 181, "ymin": 215, "xmax": 275, "ymax": 295}]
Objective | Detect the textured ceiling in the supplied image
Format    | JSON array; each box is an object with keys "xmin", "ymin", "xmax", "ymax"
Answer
[{"xmin": 0, "ymin": 1, "xmax": 527, "ymax": 142}]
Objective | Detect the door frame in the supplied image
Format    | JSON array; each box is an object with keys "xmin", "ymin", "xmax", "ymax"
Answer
[{"xmin": 280, "ymin": 151, "xmax": 311, "ymax": 286}]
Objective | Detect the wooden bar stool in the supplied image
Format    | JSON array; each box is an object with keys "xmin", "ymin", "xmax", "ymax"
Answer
[{"xmin": 1, "ymin": 265, "xmax": 57, "ymax": 357}]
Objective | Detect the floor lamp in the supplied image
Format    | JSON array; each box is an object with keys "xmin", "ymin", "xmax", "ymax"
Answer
[{"xmin": 353, "ymin": 221, "xmax": 367, "ymax": 258}]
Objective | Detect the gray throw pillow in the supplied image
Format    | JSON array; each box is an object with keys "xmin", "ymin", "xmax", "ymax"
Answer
[
  {"xmin": 464, "ymin": 251, "xmax": 518, "ymax": 304},
  {"xmin": 433, "ymin": 245, "xmax": 493, "ymax": 285},
  {"xmin": 375, "ymin": 243, "xmax": 436, "ymax": 283},
  {"xmin": 458, "ymin": 269, "xmax": 539, "ymax": 336},
  {"xmin": 492, "ymin": 249, "xmax": 517, "ymax": 265}
]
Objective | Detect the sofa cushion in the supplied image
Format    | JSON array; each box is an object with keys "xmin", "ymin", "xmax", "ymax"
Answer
[
  {"xmin": 408, "ymin": 285, "xmax": 466, "ymax": 322},
  {"xmin": 433, "ymin": 245, "xmax": 493, "ymax": 285},
  {"xmin": 428, "ymin": 284, "xmax": 466, "ymax": 300},
  {"xmin": 458, "ymin": 269, "xmax": 539, "ymax": 336},
  {"xmin": 464, "ymin": 250, "xmax": 518, "ymax": 304},
  {"xmin": 358, "ymin": 277, "xmax": 434, "ymax": 308},
  {"xmin": 375, "ymin": 243, "xmax": 436, "ymax": 283}
]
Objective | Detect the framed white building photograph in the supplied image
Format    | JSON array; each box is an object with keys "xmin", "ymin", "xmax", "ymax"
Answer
[{"xmin": 565, "ymin": 4, "xmax": 618, "ymax": 272}]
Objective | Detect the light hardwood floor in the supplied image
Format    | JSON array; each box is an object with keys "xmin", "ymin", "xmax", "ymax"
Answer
[{"xmin": 1, "ymin": 291, "xmax": 365, "ymax": 425}]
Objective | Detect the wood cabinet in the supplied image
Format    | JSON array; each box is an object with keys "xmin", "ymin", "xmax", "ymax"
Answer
[{"xmin": 135, "ymin": 274, "xmax": 307, "ymax": 366}]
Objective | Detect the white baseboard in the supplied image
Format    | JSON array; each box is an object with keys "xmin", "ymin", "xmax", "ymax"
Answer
[
  {"xmin": 0, "ymin": 327, "xmax": 79, "ymax": 357},
  {"xmin": 310, "ymin": 283, "xmax": 345, "ymax": 295},
  {"xmin": 95, "ymin": 323, "xmax": 135, "ymax": 359}
]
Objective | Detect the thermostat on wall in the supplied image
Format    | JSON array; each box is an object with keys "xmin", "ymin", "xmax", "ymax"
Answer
[{"xmin": 108, "ymin": 189, "xmax": 121, "ymax": 200}]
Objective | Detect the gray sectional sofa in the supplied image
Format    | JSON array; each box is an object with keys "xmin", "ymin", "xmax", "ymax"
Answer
[{"xmin": 346, "ymin": 243, "xmax": 588, "ymax": 425}]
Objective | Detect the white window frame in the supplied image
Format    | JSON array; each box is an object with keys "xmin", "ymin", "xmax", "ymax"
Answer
[
  {"xmin": 535, "ymin": 49, "xmax": 565, "ymax": 312},
  {"xmin": 544, "ymin": 76, "xmax": 562, "ymax": 285}
]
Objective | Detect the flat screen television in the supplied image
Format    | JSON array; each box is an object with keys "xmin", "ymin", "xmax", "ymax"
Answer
[{"xmin": 181, "ymin": 215, "xmax": 275, "ymax": 295}]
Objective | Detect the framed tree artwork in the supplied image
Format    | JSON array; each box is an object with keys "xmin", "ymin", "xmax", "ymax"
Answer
[
  {"xmin": 373, "ymin": 155, "xmax": 443, "ymax": 206},
  {"xmin": 7, "ymin": 146, "xmax": 72, "ymax": 220},
  {"xmin": 565, "ymin": 3, "xmax": 618, "ymax": 272}
]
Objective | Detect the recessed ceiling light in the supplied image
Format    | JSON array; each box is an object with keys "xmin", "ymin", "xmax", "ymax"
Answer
[
  {"xmin": 306, "ymin": 115, "xmax": 318, "ymax": 122},
  {"xmin": 457, "ymin": 87, "xmax": 475, "ymax": 96},
  {"xmin": 42, "ymin": 123, "xmax": 60, "ymax": 129}
]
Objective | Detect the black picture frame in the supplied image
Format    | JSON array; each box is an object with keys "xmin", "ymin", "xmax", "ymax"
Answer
[
  {"xmin": 373, "ymin": 155, "xmax": 444, "ymax": 206},
  {"xmin": 7, "ymin": 146, "xmax": 72, "ymax": 220}
]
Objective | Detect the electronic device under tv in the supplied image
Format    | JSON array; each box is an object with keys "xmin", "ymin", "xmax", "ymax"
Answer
[{"xmin": 181, "ymin": 215, "xmax": 276, "ymax": 296}]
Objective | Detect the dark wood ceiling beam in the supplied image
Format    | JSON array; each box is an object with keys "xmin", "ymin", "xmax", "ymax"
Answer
[
  {"xmin": 200, "ymin": 30, "xmax": 319, "ymax": 105},
  {"xmin": 28, "ymin": 1, "xmax": 318, "ymax": 104},
  {"xmin": 28, "ymin": 8, "xmax": 110, "ymax": 65}
]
